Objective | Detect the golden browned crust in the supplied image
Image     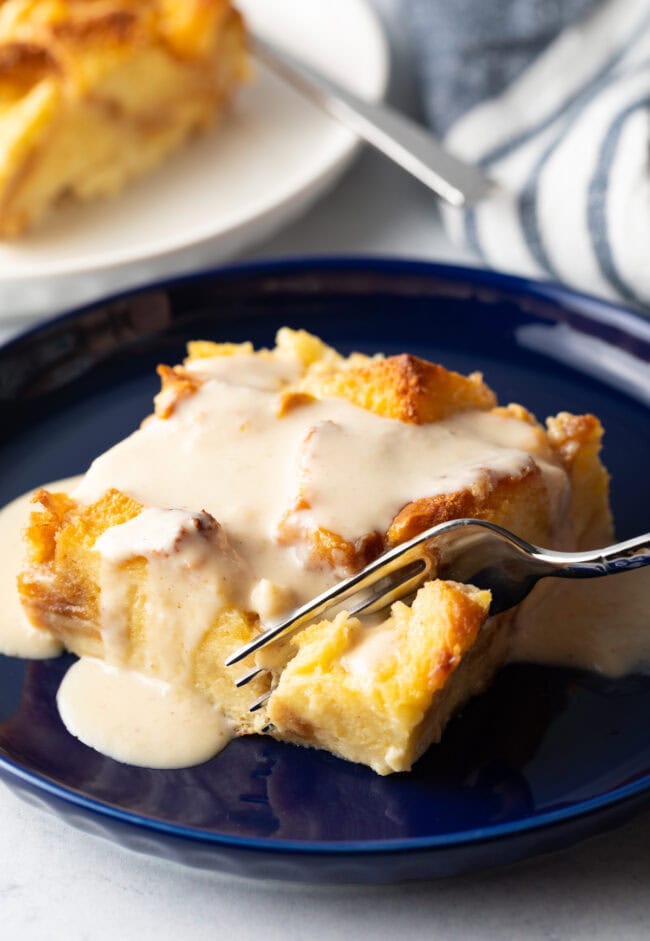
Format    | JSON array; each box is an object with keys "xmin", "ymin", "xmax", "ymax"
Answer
[
  {"xmin": 278, "ymin": 506, "xmax": 385, "ymax": 574},
  {"xmin": 0, "ymin": 40, "xmax": 60, "ymax": 86},
  {"xmin": 387, "ymin": 461, "xmax": 550, "ymax": 546},
  {"xmin": 295, "ymin": 353, "xmax": 497, "ymax": 424},
  {"xmin": 18, "ymin": 485, "xmax": 271, "ymax": 732},
  {"xmin": 48, "ymin": 9, "xmax": 138, "ymax": 47},
  {"xmin": 546, "ymin": 411, "xmax": 613, "ymax": 547},
  {"xmin": 547, "ymin": 411, "xmax": 603, "ymax": 465},
  {"xmin": 277, "ymin": 460, "xmax": 555, "ymax": 586},
  {"xmin": 0, "ymin": 1, "xmax": 244, "ymax": 74},
  {"xmin": 84, "ymin": 326, "xmax": 614, "ymax": 600},
  {"xmin": 153, "ymin": 364, "xmax": 204, "ymax": 419},
  {"xmin": 19, "ymin": 487, "xmax": 141, "ymax": 642}
]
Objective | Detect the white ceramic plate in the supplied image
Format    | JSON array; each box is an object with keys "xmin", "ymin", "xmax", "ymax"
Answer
[{"xmin": 0, "ymin": 0, "xmax": 388, "ymax": 320}]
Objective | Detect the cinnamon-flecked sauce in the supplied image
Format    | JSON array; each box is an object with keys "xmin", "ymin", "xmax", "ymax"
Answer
[{"xmin": 1, "ymin": 352, "xmax": 647, "ymax": 768}]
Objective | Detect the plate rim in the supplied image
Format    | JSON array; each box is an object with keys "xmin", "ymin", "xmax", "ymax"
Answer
[
  {"xmin": 1, "ymin": 255, "xmax": 649, "ymax": 857},
  {"xmin": 1, "ymin": 745, "xmax": 650, "ymax": 854},
  {"xmin": 3, "ymin": 255, "xmax": 650, "ymax": 354}
]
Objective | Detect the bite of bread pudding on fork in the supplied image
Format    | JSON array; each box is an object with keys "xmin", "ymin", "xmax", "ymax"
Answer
[{"xmin": 14, "ymin": 328, "xmax": 613, "ymax": 774}]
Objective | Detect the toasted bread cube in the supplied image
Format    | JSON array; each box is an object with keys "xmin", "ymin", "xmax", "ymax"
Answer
[
  {"xmin": 297, "ymin": 353, "xmax": 497, "ymax": 423},
  {"xmin": 185, "ymin": 340, "xmax": 254, "ymax": 361}
]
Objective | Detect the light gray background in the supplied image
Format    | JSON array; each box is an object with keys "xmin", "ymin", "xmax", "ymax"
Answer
[{"xmin": 2, "ymin": 3, "xmax": 649, "ymax": 937}]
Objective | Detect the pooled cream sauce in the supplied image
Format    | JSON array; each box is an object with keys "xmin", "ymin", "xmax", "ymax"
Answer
[
  {"xmin": 0, "ymin": 353, "xmax": 648, "ymax": 769},
  {"xmin": 510, "ymin": 568, "xmax": 650, "ymax": 677},
  {"xmin": 57, "ymin": 658, "xmax": 232, "ymax": 769}
]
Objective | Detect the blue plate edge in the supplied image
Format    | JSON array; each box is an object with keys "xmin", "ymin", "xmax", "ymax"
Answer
[
  {"xmin": 1, "ymin": 724, "xmax": 650, "ymax": 855},
  {"xmin": 3, "ymin": 255, "xmax": 649, "ymax": 355},
  {"xmin": 1, "ymin": 255, "xmax": 649, "ymax": 864}
]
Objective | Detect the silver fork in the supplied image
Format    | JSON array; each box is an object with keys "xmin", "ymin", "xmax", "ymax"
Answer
[
  {"xmin": 225, "ymin": 519, "xmax": 650, "ymax": 714},
  {"xmin": 252, "ymin": 33, "xmax": 492, "ymax": 208}
]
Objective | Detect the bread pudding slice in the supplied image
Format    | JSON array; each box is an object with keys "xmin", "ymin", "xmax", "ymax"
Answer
[
  {"xmin": 17, "ymin": 329, "xmax": 613, "ymax": 772},
  {"xmin": 0, "ymin": 0, "xmax": 247, "ymax": 237}
]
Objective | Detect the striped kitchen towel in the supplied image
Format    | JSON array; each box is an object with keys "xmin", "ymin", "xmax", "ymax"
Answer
[{"xmin": 409, "ymin": 0, "xmax": 650, "ymax": 308}]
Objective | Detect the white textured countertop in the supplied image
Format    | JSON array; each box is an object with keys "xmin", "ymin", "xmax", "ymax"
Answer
[{"xmin": 2, "ymin": 3, "xmax": 650, "ymax": 937}]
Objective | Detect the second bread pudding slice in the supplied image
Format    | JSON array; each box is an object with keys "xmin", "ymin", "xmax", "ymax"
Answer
[
  {"xmin": 17, "ymin": 329, "xmax": 613, "ymax": 773},
  {"xmin": 0, "ymin": 0, "xmax": 248, "ymax": 236}
]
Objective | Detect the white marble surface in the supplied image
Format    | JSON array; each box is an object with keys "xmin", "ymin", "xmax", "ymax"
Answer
[{"xmin": 2, "ymin": 2, "xmax": 650, "ymax": 937}]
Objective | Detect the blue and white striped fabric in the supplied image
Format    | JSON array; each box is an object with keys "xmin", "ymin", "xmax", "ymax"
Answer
[{"xmin": 409, "ymin": 0, "xmax": 650, "ymax": 308}]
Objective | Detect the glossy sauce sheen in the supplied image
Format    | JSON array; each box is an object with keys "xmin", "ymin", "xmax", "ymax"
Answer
[
  {"xmin": 93, "ymin": 506, "xmax": 251, "ymax": 669},
  {"xmin": 0, "ymin": 352, "xmax": 647, "ymax": 769},
  {"xmin": 57, "ymin": 658, "xmax": 232, "ymax": 769}
]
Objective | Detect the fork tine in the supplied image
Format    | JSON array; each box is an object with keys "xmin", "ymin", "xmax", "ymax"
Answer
[
  {"xmin": 235, "ymin": 666, "xmax": 266, "ymax": 688},
  {"xmin": 341, "ymin": 558, "xmax": 430, "ymax": 618},
  {"xmin": 228, "ymin": 516, "xmax": 650, "ymax": 693},
  {"xmin": 234, "ymin": 561, "xmax": 427, "ymax": 690},
  {"xmin": 225, "ymin": 547, "xmax": 435, "ymax": 668},
  {"xmin": 249, "ymin": 691, "xmax": 272, "ymax": 713},
  {"xmin": 236, "ymin": 561, "xmax": 430, "ymax": 701},
  {"xmin": 226, "ymin": 515, "xmax": 532, "ymax": 670}
]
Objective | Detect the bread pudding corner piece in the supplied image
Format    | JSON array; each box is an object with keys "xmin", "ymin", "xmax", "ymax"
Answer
[
  {"xmin": 18, "ymin": 486, "xmax": 140, "ymax": 647},
  {"xmin": 17, "ymin": 485, "xmax": 271, "ymax": 734},
  {"xmin": 267, "ymin": 580, "xmax": 497, "ymax": 775},
  {"xmin": 0, "ymin": 0, "xmax": 248, "ymax": 238}
]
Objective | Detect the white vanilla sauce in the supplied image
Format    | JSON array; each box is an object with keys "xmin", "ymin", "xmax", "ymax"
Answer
[
  {"xmin": 0, "ymin": 483, "xmax": 238, "ymax": 768},
  {"xmin": 73, "ymin": 357, "xmax": 565, "ymax": 606},
  {"xmin": 57, "ymin": 658, "xmax": 232, "ymax": 768},
  {"xmin": 510, "ymin": 567, "xmax": 650, "ymax": 677},
  {"xmin": 340, "ymin": 622, "xmax": 397, "ymax": 684},
  {"xmin": 93, "ymin": 507, "xmax": 251, "ymax": 668}
]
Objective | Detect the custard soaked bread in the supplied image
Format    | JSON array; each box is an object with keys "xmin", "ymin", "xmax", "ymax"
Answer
[
  {"xmin": 0, "ymin": 0, "xmax": 247, "ymax": 237},
  {"xmin": 18, "ymin": 329, "xmax": 613, "ymax": 773},
  {"xmin": 268, "ymin": 581, "xmax": 495, "ymax": 775}
]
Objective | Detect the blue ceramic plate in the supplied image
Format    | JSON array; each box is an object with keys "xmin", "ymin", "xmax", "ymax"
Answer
[{"xmin": 1, "ymin": 259, "xmax": 649, "ymax": 884}]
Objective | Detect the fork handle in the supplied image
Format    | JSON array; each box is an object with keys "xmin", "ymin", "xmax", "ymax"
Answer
[
  {"xmin": 549, "ymin": 533, "xmax": 650, "ymax": 580},
  {"xmin": 252, "ymin": 34, "xmax": 493, "ymax": 208}
]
